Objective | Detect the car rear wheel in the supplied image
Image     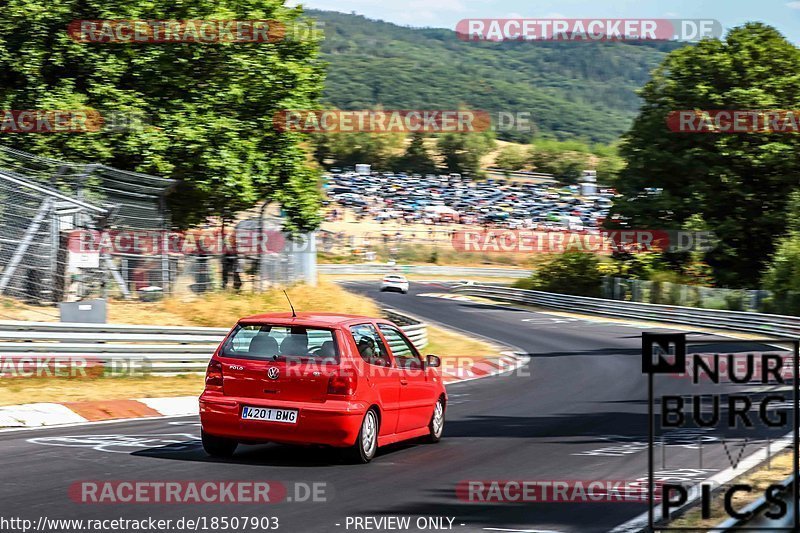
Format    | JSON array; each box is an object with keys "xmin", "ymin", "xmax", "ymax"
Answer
[
  {"xmin": 346, "ymin": 409, "xmax": 379, "ymax": 464},
  {"xmin": 201, "ymin": 430, "xmax": 238, "ymax": 458},
  {"xmin": 427, "ymin": 398, "xmax": 445, "ymax": 443}
]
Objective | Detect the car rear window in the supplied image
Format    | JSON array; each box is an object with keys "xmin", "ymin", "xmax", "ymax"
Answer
[{"xmin": 219, "ymin": 324, "xmax": 339, "ymax": 362}]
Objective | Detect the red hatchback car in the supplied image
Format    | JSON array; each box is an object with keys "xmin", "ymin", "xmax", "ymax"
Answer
[{"xmin": 199, "ymin": 312, "xmax": 447, "ymax": 463}]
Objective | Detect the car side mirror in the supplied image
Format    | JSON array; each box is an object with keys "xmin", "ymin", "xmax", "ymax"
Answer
[{"xmin": 426, "ymin": 354, "xmax": 441, "ymax": 368}]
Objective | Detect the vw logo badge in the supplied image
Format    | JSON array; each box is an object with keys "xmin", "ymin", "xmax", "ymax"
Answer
[{"xmin": 267, "ymin": 367, "xmax": 280, "ymax": 380}]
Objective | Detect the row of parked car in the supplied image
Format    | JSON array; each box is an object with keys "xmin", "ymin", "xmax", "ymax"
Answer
[{"xmin": 323, "ymin": 170, "xmax": 616, "ymax": 230}]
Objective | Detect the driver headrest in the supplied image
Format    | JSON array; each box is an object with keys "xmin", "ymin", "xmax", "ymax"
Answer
[
  {"xmin": 281, "ymin": 334, "xmax": 308, "ymax": 355},
  {"xmin": 249, "ymin": 335, "xmax": 279, "ymax": 357}
]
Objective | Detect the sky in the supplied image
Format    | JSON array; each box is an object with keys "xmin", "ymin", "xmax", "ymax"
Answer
[{"xmin": 289, "ymin": 0, "xmax": 800, "ymax": 43}]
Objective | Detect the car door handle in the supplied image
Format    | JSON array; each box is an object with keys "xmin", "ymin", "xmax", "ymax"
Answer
[{"xmin": 400, "ymin": 379, "xmax": 408, "ymax": 385}]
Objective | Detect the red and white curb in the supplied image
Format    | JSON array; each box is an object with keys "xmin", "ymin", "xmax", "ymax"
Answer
[
  {"xmin": 0, "ymin": 397, "xmax": 198, "ymax": 428},
  {"xmin": 417, "ymin": 292, "xmax": 472, "ymax": 302},
  {"xmin": 440, "ymin": 351, "xmax": 528, "ymax": 383},
  {"xmin": 0, "ymin": 353, "xmax": 528, "ymax": 429}
]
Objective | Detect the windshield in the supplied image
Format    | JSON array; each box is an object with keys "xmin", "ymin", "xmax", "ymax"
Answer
[{"xmin": 219, "ymin": 324, "xmax": 339, "ymax": 362}]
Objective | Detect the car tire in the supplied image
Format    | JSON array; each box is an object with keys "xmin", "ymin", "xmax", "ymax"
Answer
[
  {"xmin": 426, "ymin": 397, "xmax": 445, "ymax": 443},
  {"xmin": 346, "ymin": 408, "xmax": 379, "ymax": 464},
  {"xmin": 201, "ymin": 430, "xmax": 238, "ymax": 458}
]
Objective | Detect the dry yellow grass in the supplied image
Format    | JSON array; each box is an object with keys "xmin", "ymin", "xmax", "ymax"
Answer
[
  {"xmin": 0, "ymin": 375, "xmax": 203, "ymax": 407},
  {"xmin": 0, "ymin": 298, "xmax": 60, "ymax": 322},
  {"xmin": 426, "ymin": 324, "xmax": 498, "ymax": 360},
  {"xmin": 0, "ymin": 282, "xmax": 380, "ymax": 326},
  {"xmin": 155, "ymin": 281, "xmax": 380, "ymax": 327}
]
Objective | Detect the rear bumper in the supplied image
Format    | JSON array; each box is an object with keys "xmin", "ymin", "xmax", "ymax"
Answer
[
  {"xmin": 199, "ymin": 393, "xmax": 368, "ymax": 447},
  {"xmin": 380, "ymin": 284, "xmax": 408, "ymax": 292}
]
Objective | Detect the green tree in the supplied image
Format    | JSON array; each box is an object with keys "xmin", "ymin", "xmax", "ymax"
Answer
[
  {"xmin": 494, "ymin": 144, "xmax": 527, "ymax": 170},
  {"xmin": 762, "ymin": 191, "xmax": 800, "ymax": 314},
  {"xmin": 394, "ymin": 132, "xmax": 437, "ymax": 174},
  {"xmin": 315, "ymin": 130, "xmax": 404, "ymax": 170},
  {"xmin": 762, "ymin": 233, "xmax": 800, "ymax": 314},
  {"xmin": 514, "ymin": 252, "xmax": 602, "ymax": 297},
  {"xmin": 609, "ymin": 23, "xmax": 800, "ymax": 286},
  {"xmin": 436, "ymin": 131, "xmax": 495, "ymax": 176},
  {"xmin": 594, "ymin": 144, "xmax": 625, "ymax": 184},
  {"xmin": 528, "ymin": 139, "xmax": 591, "ymax": 183},
  {"xmin": 0, "ymin": 0, "xmax": 325, "ymax": 230}
]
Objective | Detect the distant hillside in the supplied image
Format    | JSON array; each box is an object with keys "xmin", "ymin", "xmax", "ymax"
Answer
[{"xmin": 309, "ymin": 10, "xmax": 685, "ymax": 143}]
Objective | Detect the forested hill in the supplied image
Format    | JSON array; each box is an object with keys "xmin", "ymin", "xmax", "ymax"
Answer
[{"xmin": 308, "ymin": 10, "xmax": 685, "ymax": 143}]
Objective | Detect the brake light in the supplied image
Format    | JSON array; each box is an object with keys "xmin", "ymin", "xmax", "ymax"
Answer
[
  {"xmin": 327, "ymin": 370, "xmax": 357, "ymax": 396},
  {"xmin": 205, "ymin": 360, "xmax": 224, "ymax": 389}
]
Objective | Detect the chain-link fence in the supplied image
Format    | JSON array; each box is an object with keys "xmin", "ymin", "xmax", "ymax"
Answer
[
  {"xmin": 0, "ymin": 146, "xmax": 172, "ymax": 305},
  {"xmin": 171, "ymin": 222, "xmax": 316, "ymax": 295},
  {"xmin": 0, "ymin": 145, "xmax": 316, "ymax": 311},
  {"xmin": 601, "ymin": 276, "xmax": 771, "ymax": 312}
]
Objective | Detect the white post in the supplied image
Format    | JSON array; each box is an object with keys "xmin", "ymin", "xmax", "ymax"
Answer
[{"xmin": 301, "ymin": 232, "xmax": 317, "ymax": 286}]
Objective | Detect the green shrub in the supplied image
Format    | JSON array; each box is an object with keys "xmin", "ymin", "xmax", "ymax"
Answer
[
  {"xmin": 513, "ymin": 252, "xmax": 602, "ymax": 296},
  {"xmin": 763, "ymin": 232, "xmax": 800, "ymax": 315}
]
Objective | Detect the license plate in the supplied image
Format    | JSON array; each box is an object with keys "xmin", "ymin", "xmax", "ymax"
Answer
[{"xmin": 241, "ymin": 406, "xmax": 298, "ymax": 424}]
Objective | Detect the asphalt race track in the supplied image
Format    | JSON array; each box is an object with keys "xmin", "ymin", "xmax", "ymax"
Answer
[{"xmin": 0, "ymin": 281, "xmax": 793, "ymax": 533}]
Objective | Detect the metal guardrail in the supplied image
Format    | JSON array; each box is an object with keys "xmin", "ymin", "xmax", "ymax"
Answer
[
  {"xmin": 0, "ymin": 320, "xmax": 229, "ymax": 336},
  {"xmin": 382, "ymin": 308, "xmax": 428, "ymax": 350},
  {"xmin": 0, "ymin": 311, "xmax": 428, "ymax": 374},
  {"xmin": 319, "ymin": 264, "xmax": 530, "ymax": 278},
  {"xmin": 452, "ymin": 284, "xmax": 800, "ymax": 337}
]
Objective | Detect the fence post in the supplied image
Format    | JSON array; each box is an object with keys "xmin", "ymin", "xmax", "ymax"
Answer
[{"xmin": 301, "ymin": 232, "xmax": 317, "ymax": 286}]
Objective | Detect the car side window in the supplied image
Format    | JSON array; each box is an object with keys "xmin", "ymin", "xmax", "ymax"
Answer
[
  {"xmin": 349, "ymin": 323, "xmax": 391, "ymax": 367},
  {"xmin": 378, "ymin": 325, "xmax": 421, "ymax": 369}
]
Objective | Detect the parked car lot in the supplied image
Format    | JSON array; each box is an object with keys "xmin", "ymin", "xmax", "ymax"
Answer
[{"xmin": 323, "ymin": 170, "xmax": 616, "ymax": 231}]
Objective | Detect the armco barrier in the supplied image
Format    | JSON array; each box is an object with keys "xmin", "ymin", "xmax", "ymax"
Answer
[
  {"xmin": 452, "ymin": 284, "xmax": 800, "ymax": 337},
  {"xmin": 0, "ymin": 311, "xmax": 428, "ymax": 374},
  {"xmin": 383, "ymin": 308, "xmax": 428, "ymax": 350},
  {"xmin": 319, "ymin": 264, "xmax": 530, "ymax": 278}
]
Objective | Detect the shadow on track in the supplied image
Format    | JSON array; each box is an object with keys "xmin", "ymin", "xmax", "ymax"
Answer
[{"xmin": 131, "ymin": 439, "xmax": 426, "ymax": 467}]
